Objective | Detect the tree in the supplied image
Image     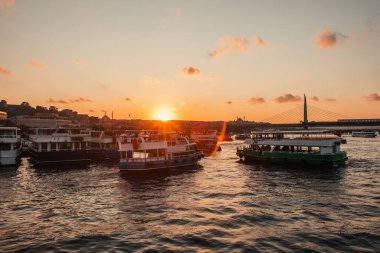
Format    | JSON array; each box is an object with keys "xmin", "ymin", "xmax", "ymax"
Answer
[{"xmin": 48, "ymin": 106, "xmax": 58, "ymax": 113}]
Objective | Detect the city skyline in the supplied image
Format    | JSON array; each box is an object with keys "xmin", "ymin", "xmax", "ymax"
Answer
[{"xmin": 1, "ymin": 0, "xmax": 380, "ymax": 121}]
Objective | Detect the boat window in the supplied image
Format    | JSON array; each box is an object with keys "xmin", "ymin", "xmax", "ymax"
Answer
[
  {"xmin": 56, "ymin": 129, "xmax": 68, "ymax": 134},
  {"xmin": 41, "ymin": 143, "xmax": 48, "ymax": 151},
  {"xmin": 0, "ymin": 143, "xmax": 11, "ymax": 150}
]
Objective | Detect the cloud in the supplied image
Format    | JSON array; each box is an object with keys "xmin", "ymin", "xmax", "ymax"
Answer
[
  {"xmin": 125, "ymin": 98, "xmax": 132, "ymax": 101},
  {"xmin": 311, "ymin": 96, "xmax": 319, "ymax": 102},
  {"xmin": 249, "ymin": 97, "xmax": 266, "ymax": 104},
  {"xmin": 0, "ymin": 67, "xmax": 11, "ymax": 75},
  {"xmin": 324, "ymin": 98, "xmax": 336, "ymax": 102},
  {"xmin": 98, "ymin": 82, "xmax": 108, "ymax": 90},
  {"xmin": 315, "ymin": 29, "xmax": 346, "ymax": 49},
  {"xmin": 368, "ymin": 13, "xmax": 380, "ymax": 33},
  {"xmin": 181, "ymin": 66, "xmax": 200, "ymax": 76},
  {"xmin": 364, "ymin": 93, "xmax": 380, "ymax": 101},
  {"xmin": 75, "ymin": 58, "xmax": 87, "ymax": 66},
  {"xmin": 0, "ymin": 0, "xmax": 15, "ymax": 11},
  {"xmin": 209, "ymin": 37, "xmax": 249, "ymax": 58},
  {"xmin": 29, "ymin": 60, "xmax": 45, "ymax": 69},
  {"xmin": 46, "ymin": 98, "xmax": 68, "ymax": 104},
  {"xmin": 224, "ymin": 100, "xmax": 232, "ymax": 105},
  {"xmin": 253, "ymin": 36, "xmax": 267, "ymax": 47},
  {"xmin": 46, "ymin": 97, "xmax": 92, "ymax": 104},
  {"xmin": 89, "ymin": 109, "xmax": 95, "ymax": 113},
  {"xmin": 274, "ymin": 94, "xmax": 301, "ymax": 103},
  {"xmin": 70, "ymin": 97, "xmax": 92, "ymax": 103}
]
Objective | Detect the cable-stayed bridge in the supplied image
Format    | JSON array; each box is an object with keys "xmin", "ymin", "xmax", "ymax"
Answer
[
  {"xmin": 227, "ymin": 96, "xmax": 380, "ymax": 133},
  {"xmin": 264, "ymin": 104, "xmax": 347, "ymax": 124}
]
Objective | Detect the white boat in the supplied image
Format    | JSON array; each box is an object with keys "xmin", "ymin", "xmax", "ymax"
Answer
[
  {"xmin": 28, "ymin": 128, "xmax": 93, "ymax": 164},
  {"xmin": 0, "ymin": 127, "xmax": 21, "ymax": 166},
  {"xmin": 118, "ymin": 131, "xmax": 203, "ymax": 172},
  {"xmin": 351, "ymin": 131, "xmax": 377, "ymax": 138},
  {"xmin": 80, "ymin": 130, "xmax": 119, "ymax": 161},
  {"xmin": 190, "ymin": 130, "xmax": 221, "ymax": 154}
]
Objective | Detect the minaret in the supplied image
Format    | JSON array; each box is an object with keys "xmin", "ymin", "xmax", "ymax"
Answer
[{"xmin": 303, "ymin": 94, "xmax": 308, "ymax": 130}]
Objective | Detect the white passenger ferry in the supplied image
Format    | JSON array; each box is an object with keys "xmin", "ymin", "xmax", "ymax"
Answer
[
  {"xmin": 118, "ymin": 131, "xmax": 203, "ymax": 172},
  {"xmin": 0, "ymin": 127, "xmax": 21, "ymax": 166},
  {"xmin": 28, "ymin": 128, "xmax": 93, "ymax": 164}
]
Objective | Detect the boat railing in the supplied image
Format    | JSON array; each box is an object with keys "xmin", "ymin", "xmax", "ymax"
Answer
[
  {"xmin": 120, "ymin": 152, "xmax": 201, "ymax": 163},
  {"xmin": 0, "ymin": 134, "xmax": 19, "ymax": 138}
]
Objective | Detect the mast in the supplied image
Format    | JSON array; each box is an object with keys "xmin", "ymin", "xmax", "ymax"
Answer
[{"xmin": 303, "ymin": 94, "xmax": 308, "ymax": 130}]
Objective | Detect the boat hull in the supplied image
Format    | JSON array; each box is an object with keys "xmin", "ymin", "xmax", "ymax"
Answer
[
  {"xmin": 119, "ymin": 153, "xmax": 202, "ymax": 172},
  {"xmin": 237, "ymin": 149, "xmax": 348, "ymax": 167},
  {"xmin": 91, "ymin": 149, "xmax": 119, "ymax": 162},
  {"xmin": 0, "ymin": 150, "xmax": 21, "ymax": 166},
  {"xmin": 30, "ymin": 150, "xmax": 92, "ymax": 164}
]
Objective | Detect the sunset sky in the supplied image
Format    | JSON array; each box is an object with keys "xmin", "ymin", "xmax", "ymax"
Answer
[{"xmin": 1, "ymin": 0, "xmax": 380, "ymax": 122}]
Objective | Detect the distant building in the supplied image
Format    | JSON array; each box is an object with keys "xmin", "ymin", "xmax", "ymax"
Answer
[
  {"xmin": 10, "ymin": 113, "xmax": 74, "ymax": 128},
  {"xmin": 101, "ymin": 114, "xmax": 112, "ymax": 128},
  {"xmin": 0, "ymin": 111, "xmax": 7, "ymax": 120}
]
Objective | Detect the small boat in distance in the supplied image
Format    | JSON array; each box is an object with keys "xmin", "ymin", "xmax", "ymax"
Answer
[
  {"xmin": 118, "ymin": 131, "xmax": 203, "ymax": 172},
  {"xmin": 237, "ymin": 130, "xmax": 348, "ymax": 167},
  {"xmin": 0, "ymin": 127, "xmax": 21, "ymax": 166},
  {"xmin": 351, "ymin": 131, "xmax": 377, "ymax": 138},
  {"xmin": 190, "ymin": 130, "xmax": 221, "ymax": 155},
  {"xmin": 234, "ymin": 133, "xmax": 250, "ymax": 141}
]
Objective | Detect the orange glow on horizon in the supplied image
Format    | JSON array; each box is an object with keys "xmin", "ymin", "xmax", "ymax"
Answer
[{"xmin": 152, "ymin": 107, "xmax": 175, "ymax": 121}]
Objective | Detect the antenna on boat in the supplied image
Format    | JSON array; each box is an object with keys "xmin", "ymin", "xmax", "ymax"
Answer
[{"xmin": 303, "ymin": 94, "xmax": 308, "ymax": 130}]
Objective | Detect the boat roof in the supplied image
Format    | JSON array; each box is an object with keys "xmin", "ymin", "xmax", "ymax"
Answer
[{"xmin": 251, "ymin": 130, "xmax": 331, "ymax": 135}]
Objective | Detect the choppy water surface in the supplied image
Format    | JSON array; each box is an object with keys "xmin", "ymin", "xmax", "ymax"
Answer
[{"xmin": 1, "ymin": 137, "xmax": 379, "ymax": 252}]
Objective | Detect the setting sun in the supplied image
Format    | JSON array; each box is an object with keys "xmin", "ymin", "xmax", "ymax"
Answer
[{"xmin": 153, "ymin": 107, "xmax": 175, "ymax": 121}]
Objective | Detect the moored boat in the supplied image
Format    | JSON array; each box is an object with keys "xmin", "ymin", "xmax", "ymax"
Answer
[
  {"xmin": 28, "ymin": 128, "xmax": 92, "ymax": 164},
  {"xmin": 118, "ymin": 131, "xmax": 203, "ymax": 172},
  {"xmin": 234, "ymin": 133, "xmax": 250, "ymax": 141},
  {"xmin": 0, "ymin": 127, "xmax": 21, "ymax": 166},
  {"xmin": 190, "ymin": 130, "xmax": 221, "ymax": 155},
  {"xmin": 237, "ymin": 130, "xmax": 348, "ymax": 167},
  {"xmin": 81, "ymin": 130, "xmax": 119, "ymax": 162}
]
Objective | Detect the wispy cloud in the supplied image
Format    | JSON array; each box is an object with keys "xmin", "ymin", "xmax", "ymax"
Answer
[
  {"xmin": 0, "ymin": 0, "xmax": 15, "ymax": 12},
  {"xmin": 89, "ymin": 109, "xmax": 95, "ymax": 113},
  {"xmin": 253, "ymin": 36, "xmax": 267, "ymax": 47},
  {"xmin": 29, "ymin": 60, "xmax": 45, "ymax": 69},
  {"xmin": 125, "ymin": 98, "xmax": 132, "ymax": 102},
  {"xmin": 364, "ymin": 93, "xmax": 380, "ymax": 101},
  {"xmin": 311, "ymin": 96, "xmax": 319, "ymax": 102},
  {"xmin": 224, "ymin": 100, "xmax": 232, "ymax": 105},
  {"xmin": 181, "ymin": 66, "xmax": 200, "ymax": 76},
  {"xmin": 75, "ymin": 58, "xmax": 87, "ymax": 66},
  {"xmin": 274, "ymin": 94, "xmax": 301, "ymax": 103},
  {"xmin": 209, "ymin": 37, "xmax": 249, "ymax": 58},
  {"xmin": 46, "ymin": 98, "xmax": 68, "ymax": 104},
  {"xmin": 0, "ymin": 67, "xmax": 11, "ymax": 75},
  {"xmin": 324, "ymin": 98, "xmax": 336, "ymax": 102},
  {"xmin": 46, "ymin": 97, "xmax": 92, "ymax": 104},
  {"xmin": 249, "ymin": 97, "xmax": 265, "ymax": 104},
  {"xmin": 70, "ymin": 97, "xmax": 92, "ymax": 103},
  {"xmin": 368, "ymin": 13, "xmax": 380, "ymax": 33},
  {"xmin": 315, "ymin": 29, "xmax": 347, "ymax": 49}
]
